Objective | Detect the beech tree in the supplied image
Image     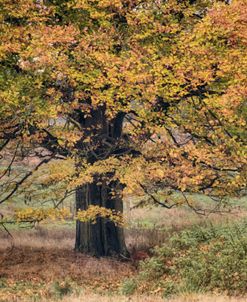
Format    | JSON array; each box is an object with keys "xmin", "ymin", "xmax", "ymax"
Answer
[{"xmin": 0, "ymin": 0, "xmax": 246, "ymax": 256}]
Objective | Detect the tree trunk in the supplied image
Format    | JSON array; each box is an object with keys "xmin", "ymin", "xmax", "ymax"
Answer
[
  {"xmin": 74, "ymin": 108, "xmax": 129, "ymax": 257},
  {"xmin": 75, "ymin": 180, "xmax": 129, "ymax": 257}
]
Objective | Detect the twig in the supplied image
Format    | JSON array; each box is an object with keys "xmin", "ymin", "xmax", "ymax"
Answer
[
  {"xmin": 54, "ymin": 189, "xmax": 75, "ymax": 209},
  {"xmin": 138, "ymin": 182, "xmax": 178, "ymax": 209},
  {"xmin": 0, "ymin": 156, "xmax": 53, "ymax": 204},
  {"xmin": 0, "ymin": 141, "xmax": 20, "ymax": 180}
]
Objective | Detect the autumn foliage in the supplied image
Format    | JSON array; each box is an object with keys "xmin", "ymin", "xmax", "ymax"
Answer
[{"xmin": 0, "ymin": 0, "xmax": 246, "ymax": 224}]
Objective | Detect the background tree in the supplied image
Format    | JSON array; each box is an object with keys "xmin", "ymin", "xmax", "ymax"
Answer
[{"xmin": 0, "ymin": 0, "xmax": 246, "ymax": 256}]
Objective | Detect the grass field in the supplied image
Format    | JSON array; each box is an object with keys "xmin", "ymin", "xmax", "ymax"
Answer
[
  {"xmin": 47, "ymin": 293, "xmax": 247, "ymax": 302},
  {"xmin": 0, "ymin": 197, "xmax": 247, "ymax": 301}
]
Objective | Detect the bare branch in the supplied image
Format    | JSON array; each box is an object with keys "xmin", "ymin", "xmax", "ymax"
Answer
[
  {"xmin": 0, "ymin": 141, "xmax": 20, "ymax": 180},
  {"xmin": 0, "ymin": 139, "xmax": 10, "ymax": 152},
  {"xmin": 54, "ymin": 189, "xmax": 75, "ymax": 209},
  {"xmin": 139, "ymin": 182, "xmax": 178, "ymax": 209},
  {"xmin": 0, "ymin": 156, "xmax": 53, "ymax": 205}
]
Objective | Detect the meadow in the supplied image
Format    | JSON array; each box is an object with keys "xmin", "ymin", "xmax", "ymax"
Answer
[{"xmin": 1, "ymin": 196, "xmax": 247, "ymax": 302}]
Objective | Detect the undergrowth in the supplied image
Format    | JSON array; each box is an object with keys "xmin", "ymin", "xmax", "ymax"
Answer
[{"xmin": 125, "ymin": 219, "xmax": 247, "ymax": 297}]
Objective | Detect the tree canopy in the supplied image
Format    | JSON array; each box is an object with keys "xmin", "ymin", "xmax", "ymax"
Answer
[{"xmin": 0, "ymin": 0, "xmax": 246, "ymax": 225}]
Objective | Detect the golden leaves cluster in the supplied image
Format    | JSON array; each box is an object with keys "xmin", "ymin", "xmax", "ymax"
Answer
[
  {"xmin": 77, "ymin": 205, "xmax": 123, "ymax": 226},
  {"xmin": 2, "ymin": 206, "xmax": 123, "ymax": 226}
]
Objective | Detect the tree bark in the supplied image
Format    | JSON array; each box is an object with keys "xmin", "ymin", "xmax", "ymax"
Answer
[
  {"xmin": 75, "ymin": 181, "xmax": 129, "ymax": 257},
  {"xmin": 74, "ymin": 109, "xmax": 128, "ymax": 257}
]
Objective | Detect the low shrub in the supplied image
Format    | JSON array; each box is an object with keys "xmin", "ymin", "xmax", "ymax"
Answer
[
  {"xmin": 50, "ymin": 280, "xmax": 73, "ymax": 299},
  {"xmin": 0, "ymin": 278, "xmax": 6, "ymax": 289},
  {"xmin": 120, "ymin": 278, "xmax": 137, "ymax": 295},
  {"xmin": 138, "ymin": 220, "xmax": 247, "ymax": 296}
]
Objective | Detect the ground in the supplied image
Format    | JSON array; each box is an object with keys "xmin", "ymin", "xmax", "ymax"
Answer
[{"xmin": 0, "ymin": 197, "xmax": 247, "ymax": 301}]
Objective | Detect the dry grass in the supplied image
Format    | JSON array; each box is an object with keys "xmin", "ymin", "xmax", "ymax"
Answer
[
  {"xmin": 127, "ymin": 206, "xmax": 246, "ymax": 229},
  {"xmin": 125, "ymin": 206, "xmax": 246, "ymax": 249},
  {"xmin": 0, "ymin": 227, "xmax": 133, "ymax": 301},
  {"xmin": 1, "ymin": 205, "xmax": 246, "ymax": 302},
  {"xmin": 0, "ymin": 245, "xmax": 134, "ymax": 301},
  {"xmin": 0, "ymin": 247, "xmax": 134, "ymax": 283},
  {"xmin": 1, "ymin": 226, "xmax": 246, "ymax": 302},
  {"xmin": 44, "ymin": 293, "xmax": 247, "ymax": 302},
  {"xmin": 1, "ymin": 223, "xmax": 166, "ymax": 252},
  {"xmin": 0, "ymin": 226, "xmax": 74, "ymax": 250},
  {"xmin": 1, "ymin": 201, "xmax": 245, "ymax": 251}
]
